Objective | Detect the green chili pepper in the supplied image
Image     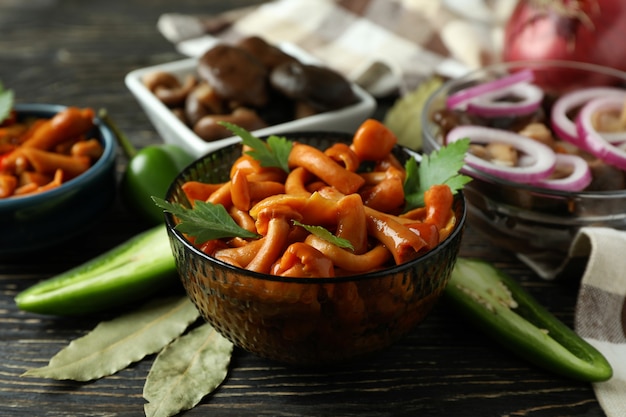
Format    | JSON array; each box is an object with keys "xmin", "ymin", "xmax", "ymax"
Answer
[
  {"xmin": 100, "ymin": 109, "xmax": 195, "ymax": 225},
  {"xmin": 445, "ymin": 258, "xmax": 612, "ymax": 382},
  {"xmin": 15, "ymin": 225, "xmax": 177, "ymax": 315},
  {"xmin": 15, "ymin": 112, "xmax": 191, "ymax": 316}
]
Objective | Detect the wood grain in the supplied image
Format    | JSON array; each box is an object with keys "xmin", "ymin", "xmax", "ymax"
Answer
[{"xmin": 0, "ymin": 1, "xmax": 606, "ymax": 416}]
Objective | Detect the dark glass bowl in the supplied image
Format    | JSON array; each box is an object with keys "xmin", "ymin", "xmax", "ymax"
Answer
[{"xmin": 164, "ymin": 131, "xmax": 466, "ymax": 365}]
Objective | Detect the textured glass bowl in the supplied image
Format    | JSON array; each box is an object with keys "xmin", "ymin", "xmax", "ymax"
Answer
[
  {"xmin": 164, "ymin": 132, "xmax": 466, "ymax": 365},
  {"xmin": 422, "ymin": 60, "xmax": 626, "ymax": 275},
  {"xmin": 0, "ymin": 104, "xmax": 117, "ymax": 257}
]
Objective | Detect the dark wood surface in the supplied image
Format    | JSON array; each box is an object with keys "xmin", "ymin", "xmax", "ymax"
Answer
[{"xmin": 0, "ymin": 1, "xmax": 605, "ymax": 416}]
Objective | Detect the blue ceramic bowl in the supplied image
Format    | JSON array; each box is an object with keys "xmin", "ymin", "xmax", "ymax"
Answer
[{"xmin": 0, "ymin": 104, "xmax": 117, "ymax": 256}]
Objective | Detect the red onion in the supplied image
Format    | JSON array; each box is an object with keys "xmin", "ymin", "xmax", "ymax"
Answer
[
  {"xmin": 576, "ymin": 97, "xmax": 626, "ymax": 170},
  {"xmin": 446, "ymin": 125, "xmax": 556, "ymax": 183},
  {"xmin": 580, "ymin": 96, "xmax": 626, "ymax": 143},
  {"xmin": 503, "ymin": 0, "xmax": 626, "ymax": 90},
  {"xmin": 466, "ymin": 82, "xmax": 544, "ymax": 117},
  {"xmin": 531, "ymin": 153, "xmax": 592, "ymax": 191},
  {"xmin": 446, "ymin": 69, "xmax": 534, "ymax": 110},
  {"xmin": 551, "ymin": 87, "xmax": 626, "ymax": 145}
]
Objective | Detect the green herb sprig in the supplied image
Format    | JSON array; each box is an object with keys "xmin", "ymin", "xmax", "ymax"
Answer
[
  {"xmin": 403, "ymin": 138, "xmax": 471, "ymax": 212},
  {"xmin": 153, "ymin": 197, "xmax": 355, "ymax": 251},
  {"xmin": 153, "ymin": 197, "xmax": 260, "ymax": 244},
  {"xmin": 219, "ymin": 121, "xmax": 292, "ymax": 173},
  {"xmin": 292, "ymin": 220, "xmax": 354, "ymax": 250}
]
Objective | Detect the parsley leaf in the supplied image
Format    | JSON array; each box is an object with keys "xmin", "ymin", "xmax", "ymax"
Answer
[
  {"xmin": 403, "ymin": 138, "xmax": 472, "ymax": 211},
  {"xmin": 292, "ymin": 220, "xmax": 354, "ymax": 251},
  {"xmin": 153, "ymin": 197, "xmax": 260, "ymax": 244},
  {"xmin": 0, "ymin": 81, "xmax": 14, "ymax": 125},
  {"xmin": 219, "ymin": 121, "xmax": 292, "ymax": 173}
]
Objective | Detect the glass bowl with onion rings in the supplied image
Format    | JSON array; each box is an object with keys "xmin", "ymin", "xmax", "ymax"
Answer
[
  {"xmin": 422, "ymin": 60, "xmax": 626, "ymax": 276},
  {"xmin": 163, "ymin": 130, "xmax": 466, "ymax": 365}
]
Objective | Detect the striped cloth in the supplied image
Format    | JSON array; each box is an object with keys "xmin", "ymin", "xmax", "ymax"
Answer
[
  {"xmin": 572, "ymin": 228, "xmax": 626, "ymax": 417},
  {"xmin": 157, "ymin": 0, "xmax": 516, "ymax": 96}
]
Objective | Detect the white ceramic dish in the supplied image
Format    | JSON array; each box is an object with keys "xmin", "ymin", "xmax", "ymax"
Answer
[{"xmin": 125, "ymin": 45, "xmax": 376, "ymax": 158}]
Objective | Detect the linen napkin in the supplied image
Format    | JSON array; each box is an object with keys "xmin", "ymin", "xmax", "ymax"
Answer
[
  {"xmin": 157, "ymin": 0, "xmax": 517, "ymax": 96},
  {"xmin": 571, "ymin": 227, "xmax": 626, "ymax": 417}
]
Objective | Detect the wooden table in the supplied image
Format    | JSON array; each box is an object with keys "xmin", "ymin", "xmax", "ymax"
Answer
[{"xmin": 0, "ymin": 1, "xmax": 605, "ymax": 416}]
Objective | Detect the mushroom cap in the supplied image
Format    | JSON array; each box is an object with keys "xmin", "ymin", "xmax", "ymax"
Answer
[
  {"xmin": 236, "ymin": 36, "xmax": 298, "ymax": 70},
  {"xmin": 270, "ymin": 61, "xmax": 359, "ymax": 111},
  {"xmin": 198, "ymin": 44, "xmax": 269, "ymax": 108}
]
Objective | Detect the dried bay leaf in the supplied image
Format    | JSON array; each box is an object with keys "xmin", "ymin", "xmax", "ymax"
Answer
[
  {"xmin": 22, "ymin": 296, "xmax": 200, "ymax": 381},
  {"xmin": 143, "ymin": 322, "xmax": 233, "ymax": 417},
  {"xmin": 383, "ymin": 76, "xmax": 444, "ymax": 151}
]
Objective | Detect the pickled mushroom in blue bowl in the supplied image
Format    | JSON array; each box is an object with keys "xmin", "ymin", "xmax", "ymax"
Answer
[{"xmin": 0, "ymin": 102, "xmax": 117, "ymax": 256}]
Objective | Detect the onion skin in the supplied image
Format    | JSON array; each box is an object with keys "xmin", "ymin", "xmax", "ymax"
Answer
[
  {"xmin": 532, "ymin": 153, "xmax": 592, "ymax": 191},
  {"xmin": 503, "ymin": 0, "xmax": 626, "ymax": 89},
  {"xmin": 550, "ymin": 87, "xmax": 626, "ymax": 144},
  {"xmin": 466, "ymin": 83, "xmax": 544, "ymax": 117},
  {"xmin": 446, "ymin": 69, "xmax": 534, "ymax": 110},
  {"xmin": 576, "ymin": 97, "xmax": 626, "ymax": 170}
]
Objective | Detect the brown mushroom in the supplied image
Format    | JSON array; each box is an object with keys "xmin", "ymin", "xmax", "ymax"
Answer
[
  {"xmin": 184, "ymin": 82, "xmax": 225, "ymax": 126},
  {"xmin": 197, "ymin": 44, "xmax": 269, "ymax": 108},
  {"xmin": 193, "ymin": 107, "xmax": 267, "ymax": 142},
  {"xmin": 142, "ymin": 71, "xmax": 197, "ymax": 108},
  {"xmin": 270, "ymin": 61, "xmax": 359, "ymax": 112},
  {"xmin": 236, "ymin": 36, "xmax": 298, "ymax": 70}
]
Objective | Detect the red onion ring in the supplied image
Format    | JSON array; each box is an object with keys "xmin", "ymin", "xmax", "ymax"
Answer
[
  {"xmin": 551, "ymin": 87, "xmax": 626, "ymax": 144},
  {"xmin": 576, "ymin": 97, "xmax": 626, "ymax": 170},
  {"xmin": 531, "ymin": 153, "xmax": 592, "ymax": 192},
  {"xmin": 446, "ymin": 125, "xmax": 556, "ymax": 182},
  {"xmin": 581, "ymin": 96, "xmax": 626, "ymax": 143},
  {"xmin": 446, "ymin": 69, "xmax": 535, "ymax": 110},
  {"xmin": 465, "ymin": 82, "xmax": 544, "ymax": 117}
]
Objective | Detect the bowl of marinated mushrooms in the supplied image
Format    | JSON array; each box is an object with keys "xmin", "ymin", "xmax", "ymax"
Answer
[
  {"xmin": 160, "ymin": 123, "xmax": 466, "ymax": 365},
  {"xmin": 0, "ymin": 103, "xmax": 117, "ymax": 256},
  {"xmin": 422, "ymin": 60, "xmax": 626, "ymax": 275},
  {"xmin": 125, "ymin": 36, "xmax": 376, "ymax": 158}
]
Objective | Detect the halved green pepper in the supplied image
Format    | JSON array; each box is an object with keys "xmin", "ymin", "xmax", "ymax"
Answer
[
  {"xmin": 100, "ymin": 109, "xmax": 195, "ymax": 225},
  {"xmin": 446, "ymin": 258, "xmax": 612, "ymax": 382},
  {"xmin": 15, "ymin": 225, "xmax": 176, "ymax": 315}
]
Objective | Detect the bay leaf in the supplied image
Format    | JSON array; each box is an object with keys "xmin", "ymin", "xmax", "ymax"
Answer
[
  {"xmin": 22, "ymin": 296, "xmax": 200, "ymax": 381},
  {"xmin": 143, "ymin": 322, "xmax": 233, "ymax": 417},
  {"xmin": 383, "ymin": 76, "xmax": 443, "ymax": 151}
]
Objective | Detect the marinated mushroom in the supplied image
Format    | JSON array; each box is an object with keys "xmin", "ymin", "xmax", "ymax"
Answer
[
  {"xmin": 270, "ymin": 61, "xmax": 359, "ymax": 111},
  {"xmin": 193, "ymin": 107, "xmax": 267, "ymax": 142},
  {"xmin": 142, "ymin": 72, "xmax": 197, "ymax": 108},
  {"xmin": 185, "ymin": 82, "xmax": 225, "ymax": 126},
  {"xmin": 142, "ymin": 36, "xmax": 362, "ymax": 144},
  {"xmin": 197, "ymin": 44, "xmax": 269, "ymax": 108},
  {"xmin": 236, "ymin": 35, "xmax": 298, "ymax": 70}
]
